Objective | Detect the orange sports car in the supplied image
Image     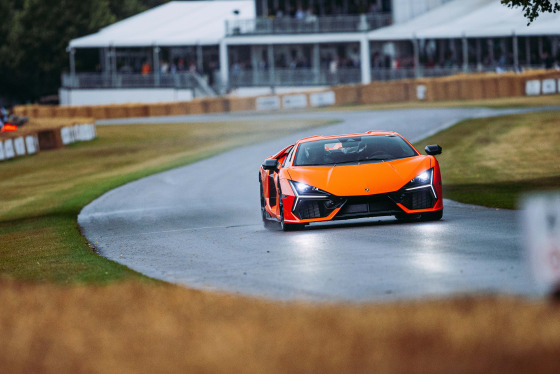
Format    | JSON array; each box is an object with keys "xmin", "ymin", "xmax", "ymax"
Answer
[{"xmin": 259, "ymin": 131, "xmax": 443, "ymax": 231}]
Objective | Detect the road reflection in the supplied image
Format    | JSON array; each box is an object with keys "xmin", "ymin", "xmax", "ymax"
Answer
[{"xmin": 410, "ymin": 223, "xmax": 450, "ymax": 275}]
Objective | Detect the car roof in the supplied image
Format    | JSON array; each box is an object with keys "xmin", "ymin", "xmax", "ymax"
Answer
[{"xmin": 297, "ymin": 131, "xmax": 400, "ymax": 144}]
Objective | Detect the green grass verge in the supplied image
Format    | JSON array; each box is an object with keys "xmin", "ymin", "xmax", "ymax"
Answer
[
  {"xmin": 415, "ymin": 110, "xmax": 560, "ymax": 209},
  {"xmin": 0, "ymin": 119, "xmax": 332, "ymax": 283}
]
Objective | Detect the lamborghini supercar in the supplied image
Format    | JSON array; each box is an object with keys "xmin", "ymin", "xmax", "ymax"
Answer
[{"xmin": 259, "ymin": 131, "xmax": 443, "ymax": 231}]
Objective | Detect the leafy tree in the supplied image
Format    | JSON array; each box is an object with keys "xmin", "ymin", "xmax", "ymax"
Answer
[
  {"xmin": 0, "ymin": 0, "xmax": 168, "ymax": 103},
  {"xmin": 501, "ymin": 0, "xmax": 560, "ymax": 24},
  {"xmin": 108, "ymin": 0, "xmax": 149, "ymax": 21},
  {"xmin": 0, "ymin": 0, "xmax": 18, "ymax": 105},
  {"xmin": 4, "ymin": 0, "xmax": 117, "ymax": 102}
]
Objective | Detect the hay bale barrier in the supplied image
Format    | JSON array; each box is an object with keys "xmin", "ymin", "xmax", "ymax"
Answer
[
  {"xmin": 11, "ymin": 70, "xmax": 560, "ymax": 123},
  {"xmin": 0, "ymin": 118, "xmax": 97, "ymax": 162}
]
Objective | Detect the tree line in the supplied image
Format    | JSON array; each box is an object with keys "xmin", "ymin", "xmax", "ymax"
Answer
[{"xmin": 0, "ymin": 0, "xmax": 168, "ymax": 105}]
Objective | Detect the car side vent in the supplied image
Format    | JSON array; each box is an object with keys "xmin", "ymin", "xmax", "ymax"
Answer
[{"xmin": 268, "ymin": 175, "xmax": 277, "ymax": 207}]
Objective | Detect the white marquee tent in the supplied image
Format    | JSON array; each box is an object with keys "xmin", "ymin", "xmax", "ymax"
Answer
[
  {"xmin": 68, "ymin": 0, "xmax": 560, "ymax": 48},
  {"xmin": 64, "ymin": 0, "xmax": 560, "ymax": 101},
  {"xmin": 68, "ymin": 0, "xmax": 255, "ymax": 48},
  {"xmin": 369, "ymin": 0, "xmax": 560, "ymax": 41}
]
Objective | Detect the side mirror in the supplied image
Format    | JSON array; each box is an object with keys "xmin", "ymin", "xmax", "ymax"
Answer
[
  {"xmin": 262, "ymin": 159, "xmax": 279, "ymax": 171},
  {"xmin": 425, "ymin": 144, "xmax": 442, "ymax": 156}
]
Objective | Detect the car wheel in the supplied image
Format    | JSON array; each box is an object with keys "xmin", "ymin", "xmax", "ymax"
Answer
[
  {"xmin": 420, "ymin": 210, "xmax": 443, "ymax": 221},
  {"xmin": 260, "ymin": 180, "xmax": 275, "ymax": 229}
]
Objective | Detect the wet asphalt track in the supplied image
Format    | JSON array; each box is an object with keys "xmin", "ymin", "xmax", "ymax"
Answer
[{"xmin": 79, "ymin": 107, "xmax": 551, "ymax": 302}]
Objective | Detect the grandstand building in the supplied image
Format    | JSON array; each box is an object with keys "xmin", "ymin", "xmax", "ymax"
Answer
[{"xmin": 62, "ymin": 0, "xmax": 560, "ymax": 105}]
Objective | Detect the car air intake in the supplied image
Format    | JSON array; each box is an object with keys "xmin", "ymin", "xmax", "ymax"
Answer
[
  {"xmin": 399, "ymin": 189, "xmax": 435, "ymax": 210},
  {"xmin": 296, "ymin": 200, "xmax": 322, "ymax": 219}
]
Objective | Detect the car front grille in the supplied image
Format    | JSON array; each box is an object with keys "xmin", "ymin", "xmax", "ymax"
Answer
[{"xmin": 336, "ymin": 195, "xmax": 400, "ymax": 219}]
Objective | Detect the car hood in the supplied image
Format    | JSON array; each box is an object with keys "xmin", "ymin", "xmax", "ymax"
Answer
[{"xmin": 286, "ymin": 156, "xmax": 432, "ymax": 196}]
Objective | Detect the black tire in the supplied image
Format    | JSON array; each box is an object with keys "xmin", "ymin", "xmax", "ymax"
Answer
[
  {"xmin": 260, "ymin": 179, "xmax": 275, "ymax": 229},
  {"xmin": 395, "ymin": 210, "xmax": 443, "ymax": 222},
  {"xmin": 420, "ymin": 210, "xmax": 443, "ymax": 221}
]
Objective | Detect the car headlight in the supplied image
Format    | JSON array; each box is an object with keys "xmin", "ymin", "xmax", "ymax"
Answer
[
  {"xmin": 288, "ymin": 181, "xmax": 334, "ymax": 215},
  {"xmin": 402, "ymin": 168, "xmax": 438, "ymax": 200},
  {"xmin": 405, "ymin": 168, "xmax": 433, "ymax": 190},
  {"xmin": 290, "ymin": 181, "xmax": 330, "ymax": 196}
]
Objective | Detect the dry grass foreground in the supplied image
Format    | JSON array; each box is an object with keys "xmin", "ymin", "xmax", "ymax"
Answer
[{"xmin": 0, "ymin": 280, "xmax": 559, "ymax": 373}]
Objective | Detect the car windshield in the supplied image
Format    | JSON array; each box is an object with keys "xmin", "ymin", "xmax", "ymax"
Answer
[{"xmin": 293, "ymin": 135, "xmax": 418, "ymax": 166}]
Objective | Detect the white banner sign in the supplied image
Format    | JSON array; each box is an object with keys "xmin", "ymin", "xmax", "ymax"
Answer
[
  {"xmin": 256, "ymin": 96, "xmax": 281, "ymax": 111},
  {"xmin": 310, "ymin": 91, "xmax": 336, "ymax": 107},
  {"xmin": 13, "ymin": 137, "xmax": 26, "ymax": 156},
  {"xmin": 3, "ymin": 139, "xmax": 15, "ymax": 159},
  {"xmin": 282, "ymin": 94, "xmax": 308, "ymax": 109},
  {"xmin": 542, "ymin": 79, "xmax": 557, "ymax": 95},
  {"xmin": 522, "ymin": 193, "xmax": 560, "ymax": 293},
  {"xmin": 525, "ymin": 80, "xmax": 541, "ymax": 96},
  {"xmin": 0, "ymin": 141, "xmax": 5, "ymax": 160},
  {"xmin": 416, "ymin": 85, "xmax": 427, "ymax": 100},
  {"xmin": 61, "ymin": 126, "xmax": 75, "ymax": 145},
  {"xmin": 25, "ymin": 135, "xmax": 38, "ymax": 154},
  {"xmin": 79, "ymin": 124, "xmax": 96, "ymax": 141}
]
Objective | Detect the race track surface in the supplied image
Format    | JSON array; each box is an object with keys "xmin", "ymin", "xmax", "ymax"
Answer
[{"xmin": 80, "ymin": 108, "xmax": 545, "ymax": 302}]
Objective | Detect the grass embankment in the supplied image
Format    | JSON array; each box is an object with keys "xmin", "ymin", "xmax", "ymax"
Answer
[
  {"xmin": 0, "ymin": 119, "xmax": 331, "ymax": 283},
  {"xmin": 416, "ymin": 110, "xmax": 560, "ymax": 208}
]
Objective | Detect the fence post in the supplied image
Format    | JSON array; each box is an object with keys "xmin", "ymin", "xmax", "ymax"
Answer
[
  {"xmin": 68, "ymin": 47, "xmax": 76, "ymax": 87},
  {"xmin": 412, "ymin": 35, "xmax": 420, "ymax": 79},
  {"xmin": 219, "ymin": 39, "xmax": 229, "ymax": 94},
  {"xmin": 513, "ymin": 32, "xmax": 519, "ymax": 71},
  {"xmin": 153, "ymin": 45, "xmax": 160, "ymax": 87},
  {"xmin": 462, "ymin": 34, "xmax": 469, "ymax": 73},
  {"xmin": 360, "ymin": 35, "xmax": 371, "ymax": 84},
  {"xmin": 267, "ymin": 44, "xmax": 275, "ymax": 94}
]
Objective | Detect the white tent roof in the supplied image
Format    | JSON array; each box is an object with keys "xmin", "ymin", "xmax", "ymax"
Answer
[
  {"xmin": 69, "ymin": 1, "xmax": 254, "ymax": 48},
  {"xmin": 70, "ymin": 0, "xmax": 560, "ymax": 48},
  {"xmin": 369, "ymin": 0, "xmax": 560, "ymax": 40}
]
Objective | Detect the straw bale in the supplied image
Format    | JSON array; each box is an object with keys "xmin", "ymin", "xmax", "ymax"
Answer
[
  {"xmin": 229, "ymin": 97, "xmax": 256, "ymax": 112},
  {"xmin": 147, "ymin": 103, "xmax": 170, "ymax": 117},
  {"xmin": 187, "ymin": 100, "xmax": 206, "ymax": 115},
  {"xmin": 90, "ymin": 106, "xmax": 107, "ymax": 120},
  {"xmin": 332, "ymin": 85, "xmax": 359, "ymax": 105}
]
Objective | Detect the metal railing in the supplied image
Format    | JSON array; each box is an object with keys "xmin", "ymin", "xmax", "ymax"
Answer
[
  {"xmin": 62, "ymin": 72, "xmax": 219, "ymax": 97},
  {"xmin": 62, "ymin": 72, "xmax": 200, "ymax": 89},
  {"xmin": 64, "ymin": 64, "xmax": 547, "ymax": 94},
  {"xmin": 370, "ymin": 66, "xmax": 466, "ymax": 81},
  {"xmin": 228, "ymin": 64, "xmax": 542, "ymax": 88},
  {"xmin": 226, "ymin": 14, "xmax": 391, "ymax": 36},
  {"xmin": 229, "ymin": 68, "xmax": 362, "ymax": 87}
]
